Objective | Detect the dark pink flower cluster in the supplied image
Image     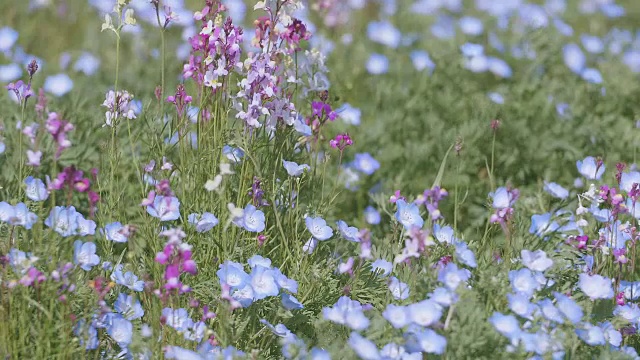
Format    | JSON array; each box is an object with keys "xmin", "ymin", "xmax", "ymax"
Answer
[
  {"xmin": 329, "ymin": 133, "xmax": 352, "ymax": 151},
  {"xmin": 154, "ymin": 228, "xmax": 197, "ymax": 298},
  {"xmin": 46, "ymin": 112, "xmax": 74, "ymax": 159},
  {"xmin": 49, "ymin": 166, "xmax": 100, "ymax": 216}
]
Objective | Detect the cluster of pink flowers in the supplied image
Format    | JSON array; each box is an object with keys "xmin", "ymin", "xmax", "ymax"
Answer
[
  {"xmin": 329, "ymin": 133, "xmax": 353, "ymax": 151},
  {"xmin": 416, "ymin": 186, "xmax": 449, "ymax": 221},
  {"xmin": 154, "ymin": 228, "xmax": 198, "ymax": 299},
  {"xmin": 49, "ymin": 166, "xmax": 100, "ymax": 216}
]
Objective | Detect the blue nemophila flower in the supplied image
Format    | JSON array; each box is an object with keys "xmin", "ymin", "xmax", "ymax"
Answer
[
  {"xmin": 554, "ymin": 292, "xmax": 583, "ymax": 324},
  {"xmin": 395, "ymin": 199, "xmax": 424, "ymax": 229},
  {"xmin": 104, "ymin": 222, "xmax": 128, "ymax": 243},
  {"xmin": 336, "ymin": 220, "xmax": 360, "ymax": 242},
  {"xmin": 73, "ymin": 52, "xmax": 100, "ymax": 76},
  {"xmin": 366, "ymin": 54, "xmax": 389, "ymax": 75},
  {"xmin": 111, "ymin": 265, "xmax": 145, "ymax": 291},
  {"xmin": 576, "ymin": 323, "xmax": 605, "ymax": 346},
  {"xmin": 408, "ymin": 299, "xmax": 442, "ymax": 327},
  {"xmin": 24, "ymin": 176, "xmax": 48, "ymax": 201},
  {"xmin": 352, "ymin": 153, "xmax": 380, "ymax": 175},
  {"xmin": 235, "ymin": 204, "xmax": 265, "ymax": 232},
  {"xmin": 367, "ymin": 21, "xmax": 401, "ymax": 48},
  {"xmin": 323, "ymin": 296, "xmax": 370, "ymax": 330},
  {"xmin": 273, "ymin": 268, "xmax": 298, "ymax": 294},
  {"xmin": 281, "ymin": 293, "xmax": 303, "ymax": 310},
  {"xmin": 487, "ymin": 57, "xmax": 512, "ymax": 78},
  {"xmin": 250, "ymin": 265, "xmax": 279, "ymax": 300},
  {"xmin": 538, "ymin": 298, "xmax": 565, "ymax": 323},
  {"xmin": 579, "ymin": 273, "xmax": 613, "ymax": 299},
  {"xmin": 282, "ymin": 160, "xmax": 310, "ymax": 177},
  {"xmin": 619, "ymin": 281, "xmax": 640, "ymax": 300},
  {"xmin": 364, "ymin": 206, "xmax": 381, "ymax": 225},
  {"xmin": 187, "ymin": 212, "xmax": 219, "ymax": 232},
  {"xmin": 490, "ymin": 187, "xmax": 516, "ymax": 209},
  {"xmin": 184, "ymin": 321, "xmax": 207, "ymax": 342},
  {"xmin": 490, "ymin": 312, "xmax": 521, "ymax": 341},
  {"xmin": 380, "ymin": 343, "xmax": 419, "ymax": 360},
  {"xmin": 529, "ymin": 213, "xmax": 560, "ymax": 237},
  {"xmin": 614, "ymin": 303, "xmax": 640, "ymax": 323},
  {"xmin": 410, "ymin": 50, "xmax": 435, "ymax": 73},
  {"xmin": 430, "ymin": 14, "xmax": 456, "ymax": 39},
  {"xmin": 563, "ymin": 43, "xmax": 585, "ymax": 74},
  {"xmin": 73, "ymin": 240, "xmax": 100, "ymax": 271},
  {"xmin": 429, "ymin": 287, "xmax": 458, "ymax": 307},
  {"xmin": 459, "ymin": 16, "xmax": 483, "ymax": 36},
  {"xmin": 620, "ymin": 171, "xmax": 640, "ymax": 193},
  {"xmin": 488, "ymin": 92, "xmax": 504, "ymax": 104},
  {"xmin": 383, "ymin": 304, "xmax": 411, "ymax": 328},
  {"xmin": 0, "ymin": 202, "xmax": 38, "ymax": 229},
  {"xmin": 305, "ymin": 216, "xmax": 333, "ymax": 241},
  {"xmin": 8, "ymin": 248, "xmax": 38, "ymax": 275},
  {"xmin": 336, "ymin": 103, "xmax": 361, "ymax": 126},
  {"xmin": 146, "ymin": 195, "xmax": 181, "ymax": 221},
  {"xmin": 74, "ymin": 319, "xmax": 98, "ymax": 350},
  {"xmin": 600, "ymin": 322, "xmax": 622, "ymax": 347},
  {"xmin": 0, "ymin": 27, "xmax": 18, "ymax": 52},
  {"xmin": 433, "ymin": 224, "xmax": 456, "ymax": 244},
  {"xmin": 76, "ymin": 216, "xmax": 97, "ymax": 236},
  {"xmin": 248, "ymin": 255, "xmax": 272, "ymax": 269},
  {"xmin": 232, "ymin": 284, "xmax": 255, "ymax": 308},
  {"xmin": 217, "ymin": 261, "xmax": 250, "ymax": 289},
  {"xmin": 371, "ymin": 259, "xmax": 392, "ymax": 277},
  {"xmin": 521, "ymin": 249, "xmax": 553, "ymax": 272},
  {"xmin": 404, "ymin": 328, "xmax": 447, "ymax": 355},
  {"xmin": 581, "ymin": 34, "xmax": 604, "ymax": 54},
  {"xmin": 43, "ymin": 73, "xmax": 73, "ymax": 97},
  {"xmin": 438, "ymin": 262, "xmax": 470, "ymax": 290},
  {"xmin": 581, "ymin": 68, "xmax": 602, "ymax": 84},
  {"xmin": 455, "ymin": 242, "xmax": 477, "ymax": 268},
  {"xmin": 348, "ymin": 332, "xmax": 379, "ymax": 360},
  {"xmin": 589, "ymin": 204, "xmax": 611, "ymax": 222},
  {"xmin": 544, "ymin": 182, "xmax": 569, "ymax": 199},
  {"xmin": 114, "ymin": 292, "xmax": 144, "ymax": 320},
  {"xmin": 388, "ymin": 276, "xmax": 409, "ymax": 300},
  {"xmin": 576, "ymin": 156, "xmax": 605, "ymax": 180},
  {"xmin": 0, "ymin": 63, "xmax": 21, "ymax": 82},
  {"xmin": 507, "ymin": 293, "xmax": 535, "ymax": 319},
  {"xmin": 163, "ymin": 308, "xmax": 194, "ymax": 332},
  {"xmin": 508, "ymin": 268, "xmax": 538, "ymax": 298}
]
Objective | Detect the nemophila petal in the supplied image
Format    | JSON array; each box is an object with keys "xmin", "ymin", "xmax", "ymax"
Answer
[
  {"xmin": 162, "ymin": 308, "xmax": 193, "ymax": 332},
  {"xmin": 282, "ymin": 160, "xmax": 310, "ymax": 177},
  {"xmin": 576, "ymin": 323, "xmax": 605, "ymax": 346},
  {"xmin": 408, "ymin": 299, "xmax": 443, "ymax": 327},
  {"xmin": 336, "ymin": 103, "xmax": 361, "ymax": 126},
  {"xmin": 104, "ymin": 222, "xmax": 128, "ymax": 243},
  {"xmin": 217, "ymin": 260, "xmax": 250, "ymax": 289},
  {"xmin": 538, "ymin": 299, "xmax": 564, "ymax": 323},
  {"xmin": 367, "ymin": 21, "xmax": 401, "ymax": 48},
  {"xmin": 366, "ymin": 54, "xmax": 389, "ymax": 75},
  {"xmin": 487, "ymin": 57, "xmax": 512, "ymax": 78},
  {"xmin": 114, "ymin": 293, "xmax": 144, "ymax": 320},
  {"xmin": 563, "ymin": 43, "xmax": 585, "ymax": 74},
  {"xmin": 352, "ymin": 153, "xmax": 380, "ymax": 175},
  {"xmin": 429, "ymin": 287, "xmax": 458, "ymax": 307},
  {"xmin": 600, "ymin": 322, "xmax": 622, "ymax": 347},
  {"xmin": 371, "ymin": 259, "xmax": 392, "ymax": 276},
  {"xmin": 404, "ymin": 328, "xmax": 447, "ymax": 355},
  {"xmin": 73, "ymin": 240, "xmax": 100, "ymax": 271},
  {"xmin": 281, "ymin": 293, "xmax": 303, "ymax": 310},
  {"xmin": 305, "ymin": 216, "xmax": 333, "ymax": 241},
  {"xmin": 395, "ymin": 199, "xmax": 424, "ymax": 229},
  {"xmin": 576, "ymin": 156, "xmax": 604, "ymax": 180},
  {"xmin": 521, "ymin": 250, "xmax": 553, "ymax": 272},
  {"xmin": 388, "ymin": 276, "xmax": 410, "ymax": 300},
  {"xmin": 272, "ymin": 268, "xmax": 298, "ymax": 294},
  {"xmin": 579, "ymin": 273, "xmax": 613, "ymax": 300},
  {"xmin": 507, "ymin": 293, "xmax": 535, "ymax": 319},
  {"xmin": 554, "ymin": 292, "xmax": 583, "ymax": 324},
  {"xmin": 24, "ymin": 176, "xmax": 48, "ymax": 201},
  {"xmin": 490, "ymin": 312, "xmax": 522, "ymax": 340},
  {"xmin": 438, "ymin": 262, "xmax": 470, "ymax": 290},
  {"xmin": 336, "ymin": 220, "xmax": 360, "ymax": 242},
  {"xmin": 383, "ymin": 304, "xmax": 411, "ymax": 328},
  {"xmin": 111, "ymin": 265, "xmax": 145, "ymax": 291},
  {"xmin": 45, "ymin": 206, "xmax": 80, "ymax": 237},
  {"xmin": 488, "ymin": 92, "xmax": 504, "ymax": 104},
  {"xmin": 433, "ymin": 224, "xmax": 456, "ymax": 244},
  {"xmin": 248, "ymin": 255, "xmax": 272, "ymax": 269},
  {"xmin": 544, "ymin": 182, "xmax": 569, "ymax": 199},
  {"xmin": 410, "ymin": 50, "xmax": 435, "ymax": 73},
  {"xmin": 250, "ymin": 266, "xmax": 279, "ymax": 300},
  {"xmin": 76, "ymin": 216, "xmax": 96, "ymax": 236},
  {"xmin": 232, "ymin": 284, "xmax": 255, "ymax": 308},
  {"xmin": 188, "ymin": 212, "xmax": 219, "ymax": 233},
  {"xmin": 240, "ymin": 204, "xmax": 265, "ymax": 232},
  {"xmin": 490, "ymin": 187, "xmax": 513, "ymax": 209},
  {"xmin": 222, "ymin": 145, "xmax": 244, "ymax": 163},
  {"xmin": 459, "ymin": 16, "xmax": 483, "ymax": 36},
  {"xmin": 460, "ymin": 43, "xmax": 484, "ymax": 57},
  {"xmin": 455, "ymin": 242, "xmax": 477, "ymax": 268},
  {"xmin": 553, "ymin": 18, "xmax": 573, "ymax": 36},
  {"xmin": 0, "ymin": 142, "xmax": 5, "ymax": 154},
  {"xmin": 589, "ymin": 204, "xmax": 611, "ymax": 222},
  {"xmin": 147, "ymin": 195, "xmax": 181, "ymax": 221},
  {"xmin": 509, "ymin": 268, "xmax": 538, "ymax": 298},
  {"xmin": 303, "ymin": 237, "xmax": 319, "ymax": 254},
  {"xmin": 623, "ymin": 51, "xmax": 640, "ymax": 73},
  {"xmin": 364, "ymin": 206, "xmax": 381, "ymax": 225},
  {"xmin": 581, "ymin": 34, "xmax": 604, "ymax": 54},
  {"xmin": 43, "ymin": 73, "xmax": 73, "ymax": 97},
  {"xmin": 581, "ymin": 68, "xmax": 602, "ymax": 84},
  {"xmin": 430, "ymin": 14, "xmax": 456, "ymax": 38},
  {"xmin": 614, "ymin": 303, "xmax": 640, "ymax": 322},
  {"xmin": 348, "ymin": 332, "xmax": 379, "ymax": 360},
  {"xmin": 620, "ymin": 171, "xmax": 640, "ymax": 193},
  {"xmin": 0, "ymin": 63, "xmax": 22, "ymax": 82},
  {"xmin": 107, "ymin": 316, "xmax": 133, "ymax": 347}
]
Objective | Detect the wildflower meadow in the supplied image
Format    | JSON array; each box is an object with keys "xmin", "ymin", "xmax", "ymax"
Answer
[{"xmin": 3, "ymin": 0, "xmax": 640, "ymax": 358}]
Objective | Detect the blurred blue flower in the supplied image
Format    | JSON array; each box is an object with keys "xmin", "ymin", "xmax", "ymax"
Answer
[
  {"xmin": 336, "ymin": 103, "xmax": 361, "ymax": 126},
  {"xmin": 581, "ymin": 34, "xmax": 604, "ymax": 54},
  {"xmin": 429, "ymin": 287, "xmax": 457, "ymax": 307},
  {"xmin": 459, "ymin": 16, "xmax": 483, "ymax": 36},
  {"xmin": 0, "ymin": 63, "xmax": 22, "ymax": 82},
  {"xmin": 366, "ymin": 54, "xmax": 389, "ymax": 75},
  {"xmin": 554, "ymin": 292, "xmax": 583, "ymax": 324},
  {"xmin": 438, "ymin": 263, "xmax": 470, "ymax": 290},
  {"xmin": 581, "ymin": 68, "xmax": 602, "ymax": 84},
  {"xmin": 407, "ymin": 299, "xmax": 442, "ymax": 326},
  {"xmin": 348, "ymin": 332, "xmax": 379, "ymax": 360},
  {"xmin": 371, "ymin": 259, "xmax": 392, "ymax": 276},
  {"xmin": 563, "ymin": 43, "xmax": 586, "ymax": 74},
  {"xmin": 431, "ymin": 15, "xmax": 456, "ymax": 39},
  {"xmin": 579, "ymin": 273, "xmax": 613, "ymax": 300},
  {"xmin": 73, "ymin": 240, "xmax": 100, "ymax": 271},
  {"xmin": 283, "ymin": 160, "xmax": 310, "ymax": 177},
  {"xmin": 576, "ymin": 156, "xmax": 605, "ymax": 180},
  {"xmin": 488, "ymin": 92, "xmax": 504, "ymax": 104},
  {"xmin": 367, "ymin": 21, "xmax": 401, "ymax": 48},
  {"xmin": 162, "ymin": 308, "xmax": 193, "ymax": 332},
  {"xmin": 336, "ymin": 220, "xmax": 360, "ymax": 242},
  {"xmin": 323, "ymin": 296, "xmax": 370, "ymax": 330},
  {"xmin": 232, "ymin": 284, "xmax": 255, "ymax": 308},
  {"xmin": 104, "ymin": 222, "xmax": 128, "ymax": 243},
  {"xmin": 404, "ymin": 328, "xmax": 447, "ymax": 354},
  {"xmin": 114, "ymin": 292, "xmax": 144, "ymax": 320},
  {"xmin": 433, "ymin": 224, "xmax": 456, "ymax": 244},
  {"xmin": 544, "ymin": 182, "xmax": 569, "ymax": 199},
  {"xmin": 538, "ymin": 298, "xmax": 564, "ymax": 323},
  {"xmin": 383, "ymin": 304, "xmax": 411, "ymax": 328},
  {"xmin": 217, "ymin": 261, "xmax": 250, "ymax": 289},
  {"xmin": 281, "ymin": 293, "xmax": 304, "ymax": 310},
  {"xmin": 364, "ymin": 206, "xmax": 381, "ymax": 225},
  {"xmin": 507, "ymin": 293, "xmax": 535, "ymax": 319},
  {"xmin": 146, "ymin": 195, "xmax": 181, "ymax": 221},
  {"xmin": 395, "ymin": 199, "xmax": 423, "ymax": 229},
  {"xmin": 455, "ymin": 242, "xmax": 477, "ymax": 268},
  {"xmin": 45, "ymin": 206, "xmax": 80, "ymax": 237},
  {"xmin": 248, "ymin": 255, "xmax": 271, "ymax": 269},
  {"xmin": 410, "ymin": 50, "xmax": 435, "ymax": 73},
  {"xmin": 489, "ymin": 312, "xmax": 521, "ymax": 341},
  {"xmin": 234, "ymin": 204, "xmax": 265, "ymax": 232},
  {"xmin": 388, "ymin": 276, "xmax": 409, "ymax": 300},
  {"xmin": 43, "ymin": 73, "xmax": 74, "ymax": 97},
  {"xmin": 73, "ymin": 52, "xmax": 100, "ymax": 76},
  {"xmin": 250, "ymin": 265, "xmax": 279, "ymax": 300},
  {"xmin": 508, "ymin": 268, "xmax": 538, "ymax": 297},
  {"xmin": 576, "ymin": 323, "xmax": 605, "ymax": 346},
  {"xmin": 553, "ymin": 18, "xmax": 573, "ymax": 36},
  {"xmin": 0, "ymin": 27, "xmax": 18, "ymax": 52}
]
